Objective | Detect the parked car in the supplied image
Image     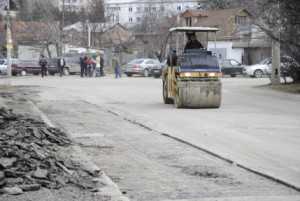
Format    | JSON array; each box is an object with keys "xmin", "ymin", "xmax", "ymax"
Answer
[
  {"xmin": 63, "ymin": 55, "xmax": 81, "ymax": 75},
  {"xmin": 244, "ymin": 56, "xmax": 300, "ymax": 79},
  {"xmin": 0, "ymin": 59, "xmax": 7, "ymax": 75},
  {"xmin": 219, "ymin": 59, "xmax": 245, "ymax": 77},
  {"xmin": 124, "ymin": 58, "xmax": 161, "ymax": 77},
  {"xmin": 151, "ymin": 60, "xmax": 166, "ymax": 78},
  {"xmin": 12, "ymin": 59, "xmax": 59, "ymax": 76},
  {"xmin": 0, "ymin": 59, "xmax": 18, "ymax": 75},
  {"xmin": 243, "ymin": 58, "xmax": 272, "ymax": 78}
]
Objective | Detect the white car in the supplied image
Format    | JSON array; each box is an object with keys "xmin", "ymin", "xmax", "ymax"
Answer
[
  {"xmin": 243, "ymin": 58, "xmax": 272, "ymax": 78},
  {"xmin": 0, "ymin": 59, "xmax": 7, "ymax": 75},
  {"xmin": 0, "ymin": 59, "xmax": 18, "ymax": 75}
]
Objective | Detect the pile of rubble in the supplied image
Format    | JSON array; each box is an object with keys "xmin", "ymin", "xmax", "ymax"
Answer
[{"xmin": 0, "ymin": 107, "xmax": 85, "ymax": 195}]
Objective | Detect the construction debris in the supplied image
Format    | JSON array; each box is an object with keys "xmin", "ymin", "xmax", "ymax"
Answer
[{"xmin": 0, "ymin": 107, "xmax": 90, "ymax": 195}]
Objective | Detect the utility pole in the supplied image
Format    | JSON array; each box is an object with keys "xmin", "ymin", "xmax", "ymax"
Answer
[
  {"xmin": 60, "ymin": 0, "xmax": 65, "ymax": 56},
  {"xmin": 271, "ymin": 40, "xmax": 281, "ymax": 85},
  {"xmin": 271, "ymin": 0, "xmax": 281, "ymax": 85},
  {"xmin": 86, "ymin": 19, "xmax": 91, "ymax": 53},
  {"xmin": 6, "ymin": 0, "xmax": 13, "ymax": 77}
]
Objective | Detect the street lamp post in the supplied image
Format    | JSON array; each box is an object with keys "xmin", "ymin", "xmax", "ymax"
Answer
[{"xmin": 6, "ymin": 0, "xmax": 13, "ymax": 77}]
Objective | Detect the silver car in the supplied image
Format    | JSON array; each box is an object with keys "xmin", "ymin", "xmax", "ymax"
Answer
[
  {"xmin": 124, "ymin": 58, "xmax": 161, "ymax": 77},
  {"xmin": 243, "ymin": 58, "xmax": 272, "ymax": 78}
]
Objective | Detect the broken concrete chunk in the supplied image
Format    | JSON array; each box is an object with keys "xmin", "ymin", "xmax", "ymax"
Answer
[
  {"xmin": 32, "ymin": 168, "xmax": 48, "ymax": 179},
  {"xmin": 19, "ymin": 184, "xmax": 41, "ymax": 192},
  {"xmin": 6, "ymin": 177, "xmax": 24, "ymax": 185},
  {"xmin": 0, "ymin": 179, "xmax": 6, "ymax": 187},
  {"xmin": 0, "ymin": 107, "xmax": 90, "ymax": 194},
  {"xmin": 0, "ymin": 186, "xmax": 23, "ymax": 195},
  {"xmin": 0, "ymin": 171, "xmax": 4, "ymax": 180},
  {"xmin": 0, "ymin": 157, "xmax": 17, "ymax": 168}
]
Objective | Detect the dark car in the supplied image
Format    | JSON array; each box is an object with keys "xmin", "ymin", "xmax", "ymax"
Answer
[
  {"xmin": 151, "ymin": 60, "xmax": 166, "ymax": 78},
  {"xmin": 219, "ymin": 59, "xmax": 245, "ymax": 77},
  {"xmin": 12, "ymin": 59, "xmax": 59, "ymax": 76}
]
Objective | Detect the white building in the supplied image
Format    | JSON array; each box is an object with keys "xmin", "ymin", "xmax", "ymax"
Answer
[
  {"xmin": 104, "ymin": 0, "xmax": 205, "ymax": 26},
  {"xmin": 57, "ymin": 0, "xmax": 89, "ymax": 11}
]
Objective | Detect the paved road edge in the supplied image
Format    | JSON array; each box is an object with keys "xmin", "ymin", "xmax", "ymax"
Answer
[{"xmin": 28, "ymin": 100, "xmax": 130, "ymax": 201}]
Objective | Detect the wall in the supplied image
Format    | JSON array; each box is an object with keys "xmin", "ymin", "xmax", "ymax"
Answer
[
  {"xmin": 208, "ymin": 41, "xmax": 243, "ymax": 63},
  {"xmin": 104, "ymin": 0, "xmax": 201, "ymax": 26}
]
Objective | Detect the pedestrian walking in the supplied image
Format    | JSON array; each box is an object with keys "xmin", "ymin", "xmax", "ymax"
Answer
[
  {"xmin": 57, "ymin": 57, "xmax": 66, "ymax": 77},
  {"xmin": 81, "ymin": 56, "xmax": 88, "ymax": 77},
  {"xmin": 80, "ymin": 56, "xmax": 85, "ymax": 77},
  {"xmin": 100, "ymin": 55, "xmax": 105, "ymax": 76},
  {"xmin": 112, "ymin": 55, "xmax": 121, "ymax": 79},
  {"xmin": 39, "ymin": 55, "xmax": 48, "ymax": 78},
  {"xmin": 95, "ymin": 54, "xmax": 101, "ymax": 77},
  {"xmin": 86, "ymin": 57, "xmax": 94, "ymax": 77}
]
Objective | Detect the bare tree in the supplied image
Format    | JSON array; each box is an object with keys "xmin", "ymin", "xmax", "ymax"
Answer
[
  {"xmin": 133, "ymin": 2, "xmax": 177, "ymax": 59},
  {"xmin": 208, "ymin": 0, "xmax": 300, "ymax": 82},
  {"xmin": 16, "ymin": 0, "xmax": 61, "ymax": 57}
]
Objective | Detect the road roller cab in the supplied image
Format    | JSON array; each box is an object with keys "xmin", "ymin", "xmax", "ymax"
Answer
[{"xmin": 162, "ymin": 27, "xmax": 222, "ymax": 108}]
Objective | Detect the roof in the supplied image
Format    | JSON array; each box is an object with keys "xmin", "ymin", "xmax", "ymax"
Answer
[
  {"xmin": 181, "ymin": 8, "xmax": 251, "ymax": 19},
  {"xmin": 180, "ymin": 8, "xmax": 252, "ymax": 40},
  {"xmin": 233, "ymin": 40, "xmax": 271, "ymax": 48},
  {"xmin": 169, "ymin": 27, "xmax": 219, "ymax": 33},
  {"xmin": 64, "ymin": 22, "xmax": 123, "ymax": 33}
]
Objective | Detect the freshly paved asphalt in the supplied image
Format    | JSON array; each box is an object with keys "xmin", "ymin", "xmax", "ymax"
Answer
[{"xmin": 2, "ymin": 75, "xmax": 300, "ymax": 190}]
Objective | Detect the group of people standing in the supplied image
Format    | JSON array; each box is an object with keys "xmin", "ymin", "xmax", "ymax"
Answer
[
  {"xmin": 38, "ymin": 55, "xmax": 67, "ymax": 78},
  {"xmin": 80, "ymin": 54, "xmax": 104, "ymax": 78},
  {"xmin": 38, "ymin": 53, "xmax": 107, "ymax": 78}
]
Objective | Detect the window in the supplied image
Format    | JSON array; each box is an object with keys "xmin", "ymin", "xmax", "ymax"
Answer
[
  {"xmin": 185, "ymin": 17, "xmax": 192, "ymax": 26},
  {"xmin": 129, "ymin": 7, "xmax": 132, "ymax": 12},
  {"xmin": 230, "ymin": 60, "xmax": 240, "ymax": 66},
  {"xmin": 177, "ymin": 5, "xmax": 181, "ymax": 11},
  {"xmin": 235, "ymin": 16, "xmax": 247, "ymax": 25},
  {"xmin": 136, "ymin": 17, "xmax": 141, "ymax": 22},
  {"xmin": 146, "ymin": 60, "xmax": 155, "ymax": 64},
  {"xmin": 137, "ymin": 7, "xmax": 141, "ymax": 12},
  {"xmin": 129, "ymin": 17, "xmax": 133, "ymax": 23},
  {"xmin": 160, "ymin": 6, "xmax": 164, "ymax": 11}
]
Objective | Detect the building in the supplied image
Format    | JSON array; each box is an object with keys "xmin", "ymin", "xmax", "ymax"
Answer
[
  {"xmin": 104, "ymin": 0, "xmax": 205, "ymax": 26},
  {"xmin": 179, "ymin": 8, "xmax": 271, "ymax": 65},
  {"xmin": 58, "ymin": 0, "xmax": 89, "ymax": 11}
]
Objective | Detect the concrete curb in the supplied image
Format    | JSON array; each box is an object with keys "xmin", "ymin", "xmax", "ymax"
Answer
[{"xmin": 28, "ymin": 100, "xmax": 130, "ymax": 201}]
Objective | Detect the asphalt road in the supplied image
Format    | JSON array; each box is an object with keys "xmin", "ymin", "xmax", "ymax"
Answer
[{"xmin": 1, "ymin": 76, "xmax": 300, "ymax": 196}]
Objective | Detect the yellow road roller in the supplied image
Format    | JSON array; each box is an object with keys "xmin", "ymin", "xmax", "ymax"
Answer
[{"xmin": 162, "ymin": 27, "xmax": 222, "ymax": 108}]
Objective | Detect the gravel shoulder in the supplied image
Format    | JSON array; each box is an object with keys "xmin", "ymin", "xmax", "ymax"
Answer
[{"xmin": 0, "ymin": 86, "xmax": 128, "ymax": 201}]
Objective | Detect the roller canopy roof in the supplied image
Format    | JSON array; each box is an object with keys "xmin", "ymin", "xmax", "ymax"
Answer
[{"xmin": 169, "ymin": 27, "xmax": 219, "ymax": 33}]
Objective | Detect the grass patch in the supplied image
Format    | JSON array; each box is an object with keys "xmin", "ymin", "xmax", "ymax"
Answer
[{"xmin": 269, "ymin": 83, "xmax": 300, "ymax": 94}]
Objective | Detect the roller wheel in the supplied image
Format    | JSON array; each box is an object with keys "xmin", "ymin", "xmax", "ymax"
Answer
[
  {"xmin": 163, "ymin": 80, "xmax": 173, "ymax": 104},
  {"xmin": 174, "ymin": 88, "xmax": 184, "ymax": 108}
]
